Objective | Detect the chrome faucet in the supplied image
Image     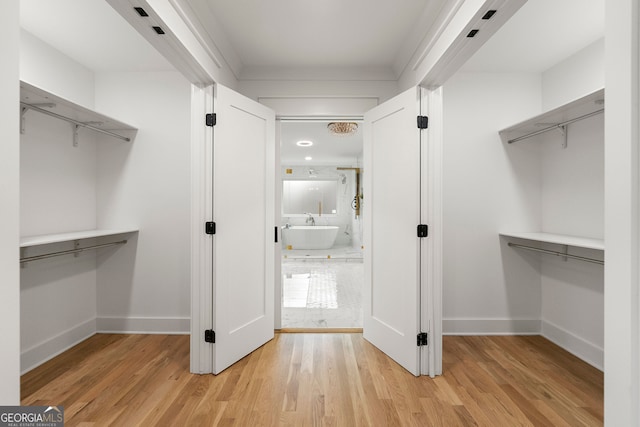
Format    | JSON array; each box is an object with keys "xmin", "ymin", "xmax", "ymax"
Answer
[{"xmin": 305, "ymin": 213, "xmax": 315, "ymax": 226}]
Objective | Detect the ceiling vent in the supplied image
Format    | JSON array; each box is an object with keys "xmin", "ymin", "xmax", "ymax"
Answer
[{"xmin": 134, "ymin": 7, "xmax": 149, "ymax": 17}]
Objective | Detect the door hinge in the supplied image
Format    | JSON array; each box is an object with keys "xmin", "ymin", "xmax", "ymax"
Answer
[
  {"xmin": 205, "ymin": 221, "xmax": 216, "ymax": 235},
  {"xmin": 417, "ymin": 224, "xmax": 429, "ymax": 238},
  {"xmin": 417, "ymin": 332, "xmax": 428, "ymax": 346},
  {"xmin": 275, "ymin": 226, "xmax": 279, "ymax": 243},
  {"xmin": 206, "ymin": 113, "xmax": 216, "ymax": 127},
  {"xmin": 204, "ymin": 329, "xmax": 215, "ymax": 343},
  {"xmin": 417, "ymin": 115, "xmax": 429, "ymax": 129}
]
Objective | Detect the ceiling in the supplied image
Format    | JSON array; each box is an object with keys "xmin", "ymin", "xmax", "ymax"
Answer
[
  {"xmin": 19, "ymin": 0, "xmax": 604, "ymax": 166},
  {"xmin": 461, "ymin": 0, "xmax": 604, "ymax": 73},
  {"xmin": 280, "ymin": 121, "xmax": 363, "ymax": 166},
  {"xmin": 18, "ymin": 0, "xmax": 604, "ymax": 78},
  {"xmin": 196, "ymin": 0, "xmax": 450, "ymax": 79},
  {"xmin": 19, "ymin": 0, "xmax": 173, "ymax": 72}
]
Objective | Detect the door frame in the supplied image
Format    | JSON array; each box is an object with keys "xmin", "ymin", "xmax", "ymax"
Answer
[
  {"xmin": 190, "ymin": 91, "xmax": 444, "ymax": 376},
  {"xmin": 275, "ymin": 115, "xmax": 364, "ymax": 332},
  {"xmin": 190, "ymin": 84, "xmax": 214, "ymax": 374},
  {"xmin": 421, "ymin": 86, "xmax": 443, "ymax": 376}
]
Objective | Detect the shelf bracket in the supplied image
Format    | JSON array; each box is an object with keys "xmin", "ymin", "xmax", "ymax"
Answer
[
  {"xmin": 20, "ymin": 107, "xmax": 28, "ymax": 135},
  {"xmin": 72, "ymin": 124, "xmax": 80, "ymax": 147},
  {"xmin": 554, "ymin": 124, "xmax": 568, "ymax": 148}
]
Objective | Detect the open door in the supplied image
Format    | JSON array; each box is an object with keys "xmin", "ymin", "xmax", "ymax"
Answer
[
  {"xmin": 212, "ymin": 84, "xmax": 276, "ymax": 374},
  {"xmin": 363, "ymin": 87, "xmax": 427, "ymax": 376}
]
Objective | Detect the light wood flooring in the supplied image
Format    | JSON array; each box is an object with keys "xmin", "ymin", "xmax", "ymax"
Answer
[{"xmin": 21, "ymin": 333, "xmax": 603, "ymax": 426}]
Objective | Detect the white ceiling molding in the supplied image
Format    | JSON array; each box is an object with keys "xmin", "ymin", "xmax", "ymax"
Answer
[
  {"xmin": 410, "ymin": 0, "xmax": 467, "ymax": 74},
  {"xmin": 258, "ymin": 96, "xmax": 379, "ymax": 117},
  {"xmin": 391, "ymin": 0, "xmax": 464, "ymax": 78},
  {"xmin": 398, "ymin": 0, "xmax": 527, "ymax": 90},
  {"xmin": 168, "ymin": 0, "xmax": 223, "ymax": 70},
  {"xmin": 173, "ymin": 0, "xmax": 244, "ymax": 79},
  {"xmin": 106, "ymin": 0, "xmax": 239, "ymax": 86},
  {"xmin": 240, "ymin": 66, "xmax": 397, "ymax": 82},
  {"xmin": 194, "ymin": 0, "xmax": 457, "ymax": 82}
]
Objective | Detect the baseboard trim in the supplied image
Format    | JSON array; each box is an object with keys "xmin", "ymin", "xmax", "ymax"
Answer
[
  {"xmin": 21, "ymin": 318, "xmax": 96, "ymax": 374},
  {"xmin": 442, "ymin": 318, "xmax": 541, "ymax": 335},
  {"xmin": 541, "ymin": 320, "xmax": 603, "ymax": 371},
  {"xmin": 97, "ymin": 316, "xmax": 190, "ymax": 334}
]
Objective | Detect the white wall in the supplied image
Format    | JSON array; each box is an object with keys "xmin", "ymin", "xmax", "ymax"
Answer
[
  {"xmin": 538, "ymin": 40, "xmax": 605, "ymax": 369},
  {"xmin": 18, "ymin": 34, "xmax": 191, "ymax": 373},
  {"xmin": 20, "ymin": 112, "xmax": 99, "ymax": 373},
  {"xmin": 442, "ymin": 72, "xmax": 543, "ymax": 334},
  {"xmin": 20, "ymin": 29, "xmax": 95, "ymax": 109},
  {"xmin": 19, "ymin": 32, "xmax": 100, "ymax": 373},
  {"xmin": 94, "ymin": 71, "xmax": 191, "ymax": 333},
  {"xmin": 539, "ymin": 115, "xmax": 604, "ymax": 369},
  {"xmin": 604, "ymin": 0, "xmax": 640, "ymax": 423},
  {"xmin": 0, "ymin": 0, "xmax": 21, "ymax": 405},
  {"xmin": 541, "ymin": 38, "xmax": 605, "ymax": 111},
  {"xmin": 442, "ymin": 36, "xmax": 607, "ymax": 370}
]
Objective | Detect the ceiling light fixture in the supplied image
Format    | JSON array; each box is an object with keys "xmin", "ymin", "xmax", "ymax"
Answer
[
  {"xmin": 305, "ymin": 156, "xmax": 312, "ymax": 161},
  {"xmin": 327, "ymin": 122, "xmax": 358, "ymax": 136},
  {"xmin": 296, "ymin": 140, "xmax": 313, "ymax": 147}
]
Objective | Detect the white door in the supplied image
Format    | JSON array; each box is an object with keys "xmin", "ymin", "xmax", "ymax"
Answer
[
  {"xmin": 212, "ymin": 84, "xmax": 276, "ymax": 374},
  {"xmin": 363, "ymin": 87, "xmax": 425, "ymax": 376}
]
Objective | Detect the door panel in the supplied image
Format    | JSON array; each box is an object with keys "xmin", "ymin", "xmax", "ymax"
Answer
[
  {"xmin": 363, "ymin": 87, "xmax": 421, "ymax": 376},
  {"xmin": 213, "ymin": 84, "xmax": 275, "ymax": 374}
]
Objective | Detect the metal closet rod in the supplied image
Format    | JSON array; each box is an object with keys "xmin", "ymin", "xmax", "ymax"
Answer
[
  {"xmin": 20, "ymin": 101, "xmax": 131, "ymax": 142},
  {"xmin": 20, "ymin": 240, "xmax": 127, "ymax": 263},
  {"xmin": 507, "ymin": 108, "xmax": 604, "ymax": 144},
  {"xmin": 508, "ymin": 242, "xmax": 604, "ymax": 265}
]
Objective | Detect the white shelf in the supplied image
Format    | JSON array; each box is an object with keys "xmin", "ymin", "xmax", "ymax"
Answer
[
  {"xmin": 20, "ymin": 229, "xmax": 139, "ymax": 248},
  {"xmin": 20, "ymin": 81, "xmax": 137, "ymax": 142},
  {"xmin": 500, "ymin": 232, "xmax": 604, "ymax": 251},
  {"xmin": 499, "ymin": 88, "xmax": 604, "ymax": 144}
]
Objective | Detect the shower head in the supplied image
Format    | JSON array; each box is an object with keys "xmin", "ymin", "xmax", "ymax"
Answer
[{"xmin": 339, "ymin": 173, "xmax": 346, "ymax": 184}]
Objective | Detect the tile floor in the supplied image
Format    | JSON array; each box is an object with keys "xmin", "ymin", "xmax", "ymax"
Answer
[
  {"xmin": 282, "ymin": 244, "xmax": 363, "ymax": 260},
  {"xmin": 281, "ymin": 254, "xmax": 363, "ymax": 328}
]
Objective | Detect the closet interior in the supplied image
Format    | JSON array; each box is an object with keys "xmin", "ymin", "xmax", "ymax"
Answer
[
  {"xmin": 500, "ymin": 87, "xmax": 605, "ymax": 368},
  {"xmin": 19, "ymin": 80, "xmax": 139, "ymax": 372},
  {"xmin": 19, "ymin": 3, "xmax": 192, "ymax": 374}
]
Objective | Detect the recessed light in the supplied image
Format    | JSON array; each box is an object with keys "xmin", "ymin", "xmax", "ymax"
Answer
[
  {"xmin": 153, "ymin": 26, "xmax": 165, "ymax": 35},
  {"xmin": 305, "ymin": 156, "xmax": 312, "ymax": 161},
  {"xmin": 296, "ymin": 140, "xmax": 313, "ymax": 147}
]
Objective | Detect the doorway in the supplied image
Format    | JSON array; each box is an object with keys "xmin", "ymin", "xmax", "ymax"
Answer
[{"xmin": 279, "ymin": 120, "xmax": 364, "ymax": 329}]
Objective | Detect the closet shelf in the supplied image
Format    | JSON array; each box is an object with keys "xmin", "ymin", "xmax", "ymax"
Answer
[
  {"xmin": 20, "ymin": 229, "xmax": 139, "ymax": 248},
  {"xmin": 499, "ymin": 232, "xmax": 604, "ymax": 251},
  {"xmin": 498, "ymin": 88, "xmax": 604, "ymax": 144},
  {"xmin": 20, "ymin": 81, "xmax": 137, "ymax": 143}
]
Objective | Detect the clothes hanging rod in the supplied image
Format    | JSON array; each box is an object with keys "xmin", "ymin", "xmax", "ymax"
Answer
[
  {"xmin": 507, "ymin": 108, "xmax": 604, "ymax": 144},
  {"xmin": 508, "ymin": 242, "xmax": 604, "ymax": 265},
  {"xmin": 20, "ymin": 101, "xmax": 131, "ymax": 142},
  {"xmin": 20, "ymin": 240, "xmax": 127, "ymax": 263}
]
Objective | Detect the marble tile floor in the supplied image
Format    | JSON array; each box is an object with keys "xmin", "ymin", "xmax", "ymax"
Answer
[
  {"xmin": 281, "ymin": 259, "xmax": 363, "ymax": 328},
  {"xmin": 282, "ymin": 244, "xmax": 363, "ymax": 260}
]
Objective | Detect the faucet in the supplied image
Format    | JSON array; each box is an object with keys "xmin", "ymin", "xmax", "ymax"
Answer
[{"xmin": 305, "ymin": 213, "xmax": 315, "ymax": 226}]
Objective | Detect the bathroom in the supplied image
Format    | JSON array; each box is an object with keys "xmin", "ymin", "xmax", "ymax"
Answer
[{"xmin": 279, "ymin": 120, "xmax": 364, "ymax": 329}]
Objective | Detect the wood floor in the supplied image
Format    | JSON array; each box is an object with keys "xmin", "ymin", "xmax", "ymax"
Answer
[{"xmin": 21, "ymin": 333, "xmax": 603, "ymax": 426}]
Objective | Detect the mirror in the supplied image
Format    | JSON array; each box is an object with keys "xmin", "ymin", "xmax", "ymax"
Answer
[{"xmin": 282, "ymin": 180, "xmax": 338, "ymax": 216}]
